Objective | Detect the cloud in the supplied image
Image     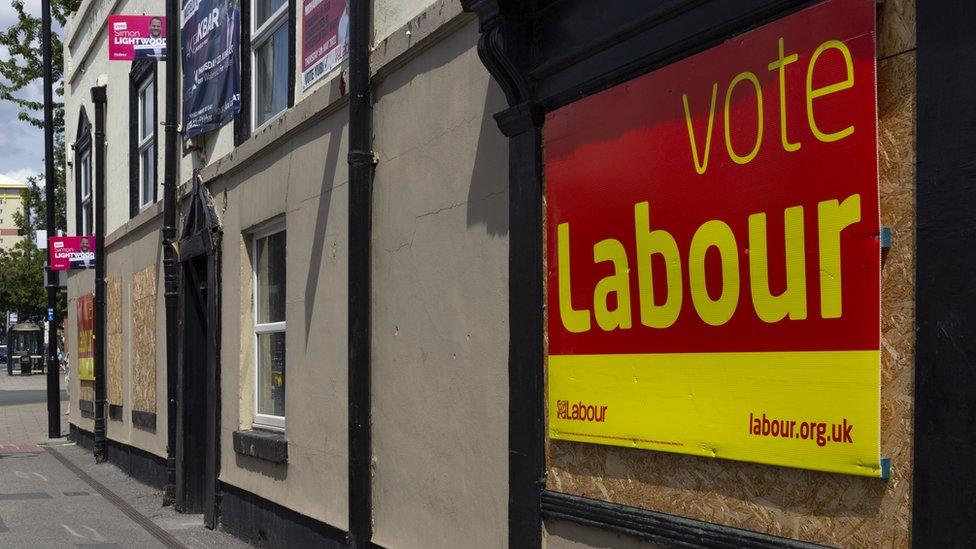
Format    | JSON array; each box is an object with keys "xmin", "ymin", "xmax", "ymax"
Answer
[
  {"xmin": 0, "ymin": 167, "xmax": 41, "ymax": 184},
  {"xmin": 0, "ymin": 0, "xmax": 68, "ymax": 176}
]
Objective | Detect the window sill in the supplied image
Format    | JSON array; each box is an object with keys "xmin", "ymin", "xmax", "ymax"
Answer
[
  {"xmin": 132, "ymin": 410, "xmax": 157, "ymax": 431},
  {"xmin": 233, "ymin": 429, "xmax": 287, "ymax": 463}
]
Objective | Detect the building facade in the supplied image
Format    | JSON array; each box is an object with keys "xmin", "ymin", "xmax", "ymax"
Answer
[
  {"xmin": 0, "ymin": 175, "xmax": 28, "ymax": 251},
  {"xmin": 61, "ymin": 0, "xmax": 976, "ymax": 547}
]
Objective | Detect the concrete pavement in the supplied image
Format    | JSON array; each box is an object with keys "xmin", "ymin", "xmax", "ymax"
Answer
[{"xmin": 0, "ymin": 371, "xmax": 250, "ymax": 549}]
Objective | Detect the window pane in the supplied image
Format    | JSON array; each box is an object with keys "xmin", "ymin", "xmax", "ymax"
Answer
[
  {"xmin": 140, "ymin": 147, "xmax": 155, "ymax": 206},
  {"xmin": 81, "ymin": 152, "xmax": 91, "ymax": 196},
  {"xmin": 254, "ymin": 24, "xmax": 288, "ymax": 127},
  {"xmin": 84, "ymin": 202, "xmax": 93, "ymax": 235},
  {"xmin": 254, "ymin": 0, "xmax": 286, "ymax": 30},
  {"xmin": 257, "ymin": 330, "xmax": 285, "ymax": 418},
  {"xmin": 140, "ymin": 81, "xmax": 154, "ymax": 141},
  {"xmin": 256, "ymin": 230, "xmax": 286, "ymax": 323}
]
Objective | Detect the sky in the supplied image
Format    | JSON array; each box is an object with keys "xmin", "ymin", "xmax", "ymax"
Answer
[{"xmin": 0, "ymin": 0, "xmax": 50, "ymax": 184}]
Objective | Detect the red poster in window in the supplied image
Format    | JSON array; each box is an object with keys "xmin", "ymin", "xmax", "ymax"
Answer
[
  {"xmin": 544, "ymin": 0, "xmax": 882, "ymax": 476},
  {"xmin": 301, "ymin": 0, "xmax": 348, "ymax": 89}
]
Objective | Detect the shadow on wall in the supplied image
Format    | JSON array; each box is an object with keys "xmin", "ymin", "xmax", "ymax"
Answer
[
  {"xmin": 303, "ymin": 123, "xmax": 342, "ymax": 346},
  {"xmin": 467, "ymin": 80, "xmax": 509, "ymax": 236},
  {"xmin": 235, "ymin": 452, "xmax": 288, "ymax": 481},
  {"xmin": 372, "ymin": 20, "xmax": 510, "ymax": 238}
]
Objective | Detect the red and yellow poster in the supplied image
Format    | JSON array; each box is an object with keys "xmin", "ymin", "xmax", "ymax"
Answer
[
  {"xmin": 77, "ymin": 293, "xmax": 95, "ymax": 381},
  {"xmin": 545, "ymin": 0, "xmax": 882, "ymax": 476}
]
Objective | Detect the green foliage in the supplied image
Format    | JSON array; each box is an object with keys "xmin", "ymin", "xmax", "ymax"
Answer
[
  {"xmin": 0, "ymin": 238, "xmax": 48, "ymax": 324},
  {"xmin": 0, "ymin": 0, "xmax": 78, "ymax": 325},
  {"xmin": 0, "ymin": 0, "xmax": 81, "ymax": 129}
]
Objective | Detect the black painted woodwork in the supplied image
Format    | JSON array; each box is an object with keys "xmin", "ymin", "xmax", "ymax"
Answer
[
  {"xmin": 178, "ymin": 254, "xmax": 209, "ymax": 515},
  {"xmin": 175, "ymin": 175, "xmax": 223, "ymax": 527},
  {"xmin": 914, "ymin": 2, "xmax": 976, "ymax": 546},
  {"xmin": 233, "ymin": 0, "xmax": 252, "ymax": 145},
  {"xmin": 108, "ymin": 404, "xmax": 123, "ymax": 422},
  {"xmin": 132, "ymin": 410, "xmax": 157, "ymax": 431},
  {"xmin": 70, "ymin": 424, "xmax": 168, "ymax": 490},
  {"xmin": 91, "ymin": 85, "xmax": 108, "ymax": 463},
  {"xmin": 163, "ymin": 0, "xmax": 181, "ymax": 507},
  {"xmin": 219, "ymin": 482, "xmax": 347, "ymax": 548},
  {"xmin": 232, "ymin": 429, "xmax": 288, "ymax": 463},
  {"xmin": 79, "ymin": 398, "xmax": 95, "ymax": 419},
  {"xmin": 542, "ymin": 491, "xmax": 823, "ymax": 548},
  {"xmin": 347, "ymin": 0, "xmax": 374, "ymax": 546}
]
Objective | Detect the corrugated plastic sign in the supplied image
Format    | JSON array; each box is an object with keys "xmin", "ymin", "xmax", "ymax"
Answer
[{"xmin": 544, "ymin": 0, "xmax": 882, "ymax": 477}]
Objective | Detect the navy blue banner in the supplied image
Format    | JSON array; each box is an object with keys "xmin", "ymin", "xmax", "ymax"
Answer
[{"xmin": 182, "ymin": 0, "xmax": 240, "ymax": 137}]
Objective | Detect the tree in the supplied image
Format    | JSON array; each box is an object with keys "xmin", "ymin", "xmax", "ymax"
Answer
[{"xmin": 0, "ymin": 0, "xmax": 79, "ymax": 326}]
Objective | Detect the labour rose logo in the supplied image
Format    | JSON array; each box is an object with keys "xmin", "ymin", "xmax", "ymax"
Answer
[{"xmin": 557, "ymin": 399, "xmax": 569, "ymax": 420}]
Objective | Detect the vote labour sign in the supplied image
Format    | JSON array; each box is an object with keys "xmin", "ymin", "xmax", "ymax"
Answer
[
  {"xmin": 545, "ymin": 0, "xmax": 882, "ymax": 477},
  {"xmin": 108, "ymin": 15, "xmax": 167, "ymax": 61}
]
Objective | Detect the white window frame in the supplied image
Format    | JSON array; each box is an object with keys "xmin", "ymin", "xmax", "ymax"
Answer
[
  {"xmin": 80, "ymin": 149, "xmax": 92, "ymax": 235},
  {"xmin": 250, "ymin": 0, "xmax": 289, "ymax": 132},
  {"xmin": 137, "ymin": 75, "xmax": 156, "ymax": 209},
  {"xmin": 252, "ymin": 220, "xmax": 286, "ymax": 429}
]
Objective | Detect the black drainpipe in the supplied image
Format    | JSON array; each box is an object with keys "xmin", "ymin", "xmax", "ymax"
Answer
[
  {"xmin": 162, "ymin": 0, "xmax": 180, "ymax": 505},
  {"xmin": 347, "ymin": 0, "xmax": 374, "ymax": 545},
  {"xmin": 91, "ymin": 84, "xmax": 107, "ymax": 462}
]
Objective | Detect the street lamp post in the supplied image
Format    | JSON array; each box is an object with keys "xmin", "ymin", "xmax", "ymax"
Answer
[{"xmin": 41, "ymin": 0, "xmax": 61, "ymax": 438}]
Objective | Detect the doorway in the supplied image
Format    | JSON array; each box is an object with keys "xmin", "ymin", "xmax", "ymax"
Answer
[{"xmin": 175, "ymin": 178, "xmax": 222, "ymax": 528}]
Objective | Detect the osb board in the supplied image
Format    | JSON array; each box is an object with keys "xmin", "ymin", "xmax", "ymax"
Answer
[
  {"xmin": 80, "ymin": 381, "xmax": 94, "ymax": 403},
  {"xmin": 877, "ymin": 0, "xmax": 915, "ymax": 59},
  {"xmin": 107, "ymin": 277, "xmax": 124, "ymax": 407},
  {"xmin": 131, "ymin": 266, "xmax": 157, "ymax": 413},
  {"xmin": 545, "ymin": 44, "xmax": 917, "ymax": 549}
]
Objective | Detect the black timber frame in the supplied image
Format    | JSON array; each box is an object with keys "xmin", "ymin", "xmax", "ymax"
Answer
[
  {"xmin": 459, "ymin": 0, "xmax": 871, "ymax": 546},
  {"xmin": 174, "ymin": 174, "xmax": 223, "ymax": 528},
  {"xmin": 913, "ymin": 3, "xmax": 976, "ymax": 546}
]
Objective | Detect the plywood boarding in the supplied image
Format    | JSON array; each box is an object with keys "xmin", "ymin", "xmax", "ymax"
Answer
[
  {"xmin": 545, "ymin": 4, "xmax": 916, "ymax": 547},
  {"xmin": 131, "ymin": 265, "xmax": 157, "ymax": 413},
  {"xmin": 107, "ymin": 277, "xmax": 124, "ymax": 407},
  {"xmin": 79, "ymin": 380, "xmax": 95, "ymax": 403}
]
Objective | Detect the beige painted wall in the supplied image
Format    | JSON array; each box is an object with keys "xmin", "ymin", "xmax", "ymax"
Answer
[
  {"xmin": 67, "ymin": 268, "xmax": 96, "ymax": 434},
  {"xmin": 370, "ymin": 20, "xmax": 509, "ymax": 548},
  {"xmin": 65, "ymin": 0, "xmax": 170, "ymax": 237},
  {"xmin": 213, "ymin": 105, "xmax": 350, "ymax": 530},
  {"xmin": 66, "ymin": 213, "xmax": 169, "ymax": 458},
  {"xmin": 374, "ymin": 0, "xmax": 430, "ymax": 46}
]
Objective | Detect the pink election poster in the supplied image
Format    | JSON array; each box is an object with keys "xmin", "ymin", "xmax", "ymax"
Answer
[
  {"xmin": 50, "ymin": 236, "xmax": 96, "ymax": 271},
  {"xmin": 108, "ymin": 15, "xmax": 167, "ymax": 61}
]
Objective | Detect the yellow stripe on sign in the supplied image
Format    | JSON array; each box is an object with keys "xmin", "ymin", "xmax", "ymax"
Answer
[{"xmin": 548, "ymin": 351, "xmax": 881, "ymax": 477}]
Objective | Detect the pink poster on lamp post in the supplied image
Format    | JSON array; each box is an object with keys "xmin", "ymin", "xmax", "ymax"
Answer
[
  {"xmin": 49, "ymin": 236, "xmax": 96, "ymax": 271},
  {"xmin": 108, "ymin": 15, "xmax": 168, "ymax": 60}
]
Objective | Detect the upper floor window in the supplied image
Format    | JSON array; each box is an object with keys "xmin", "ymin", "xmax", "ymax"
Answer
[
  {"xmin": 75, "ymin": 107, "xmax": 92, "ymax": 235},
  {"xmin": 137, "ymin": 75, "xmax": 156, "ymax": 209},
  {"xmin": 130, "ymin": 60, "xmax": 157, "ymax": 217},
  {"xmin": 79, "ymin": 148, "xmax": 92, "ymax": 235},
  {"xmin": 252, "ymin": 0, "xmax": 289, "ymax": 129}
]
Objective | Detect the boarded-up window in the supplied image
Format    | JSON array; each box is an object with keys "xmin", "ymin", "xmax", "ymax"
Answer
[
  {"xmin": 131, "ymin": 266, "xmax": 157, "ymax": 415},
  {"xmin": 107, "ymin": 277, "xmax": 124, "ymax": 413}
]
